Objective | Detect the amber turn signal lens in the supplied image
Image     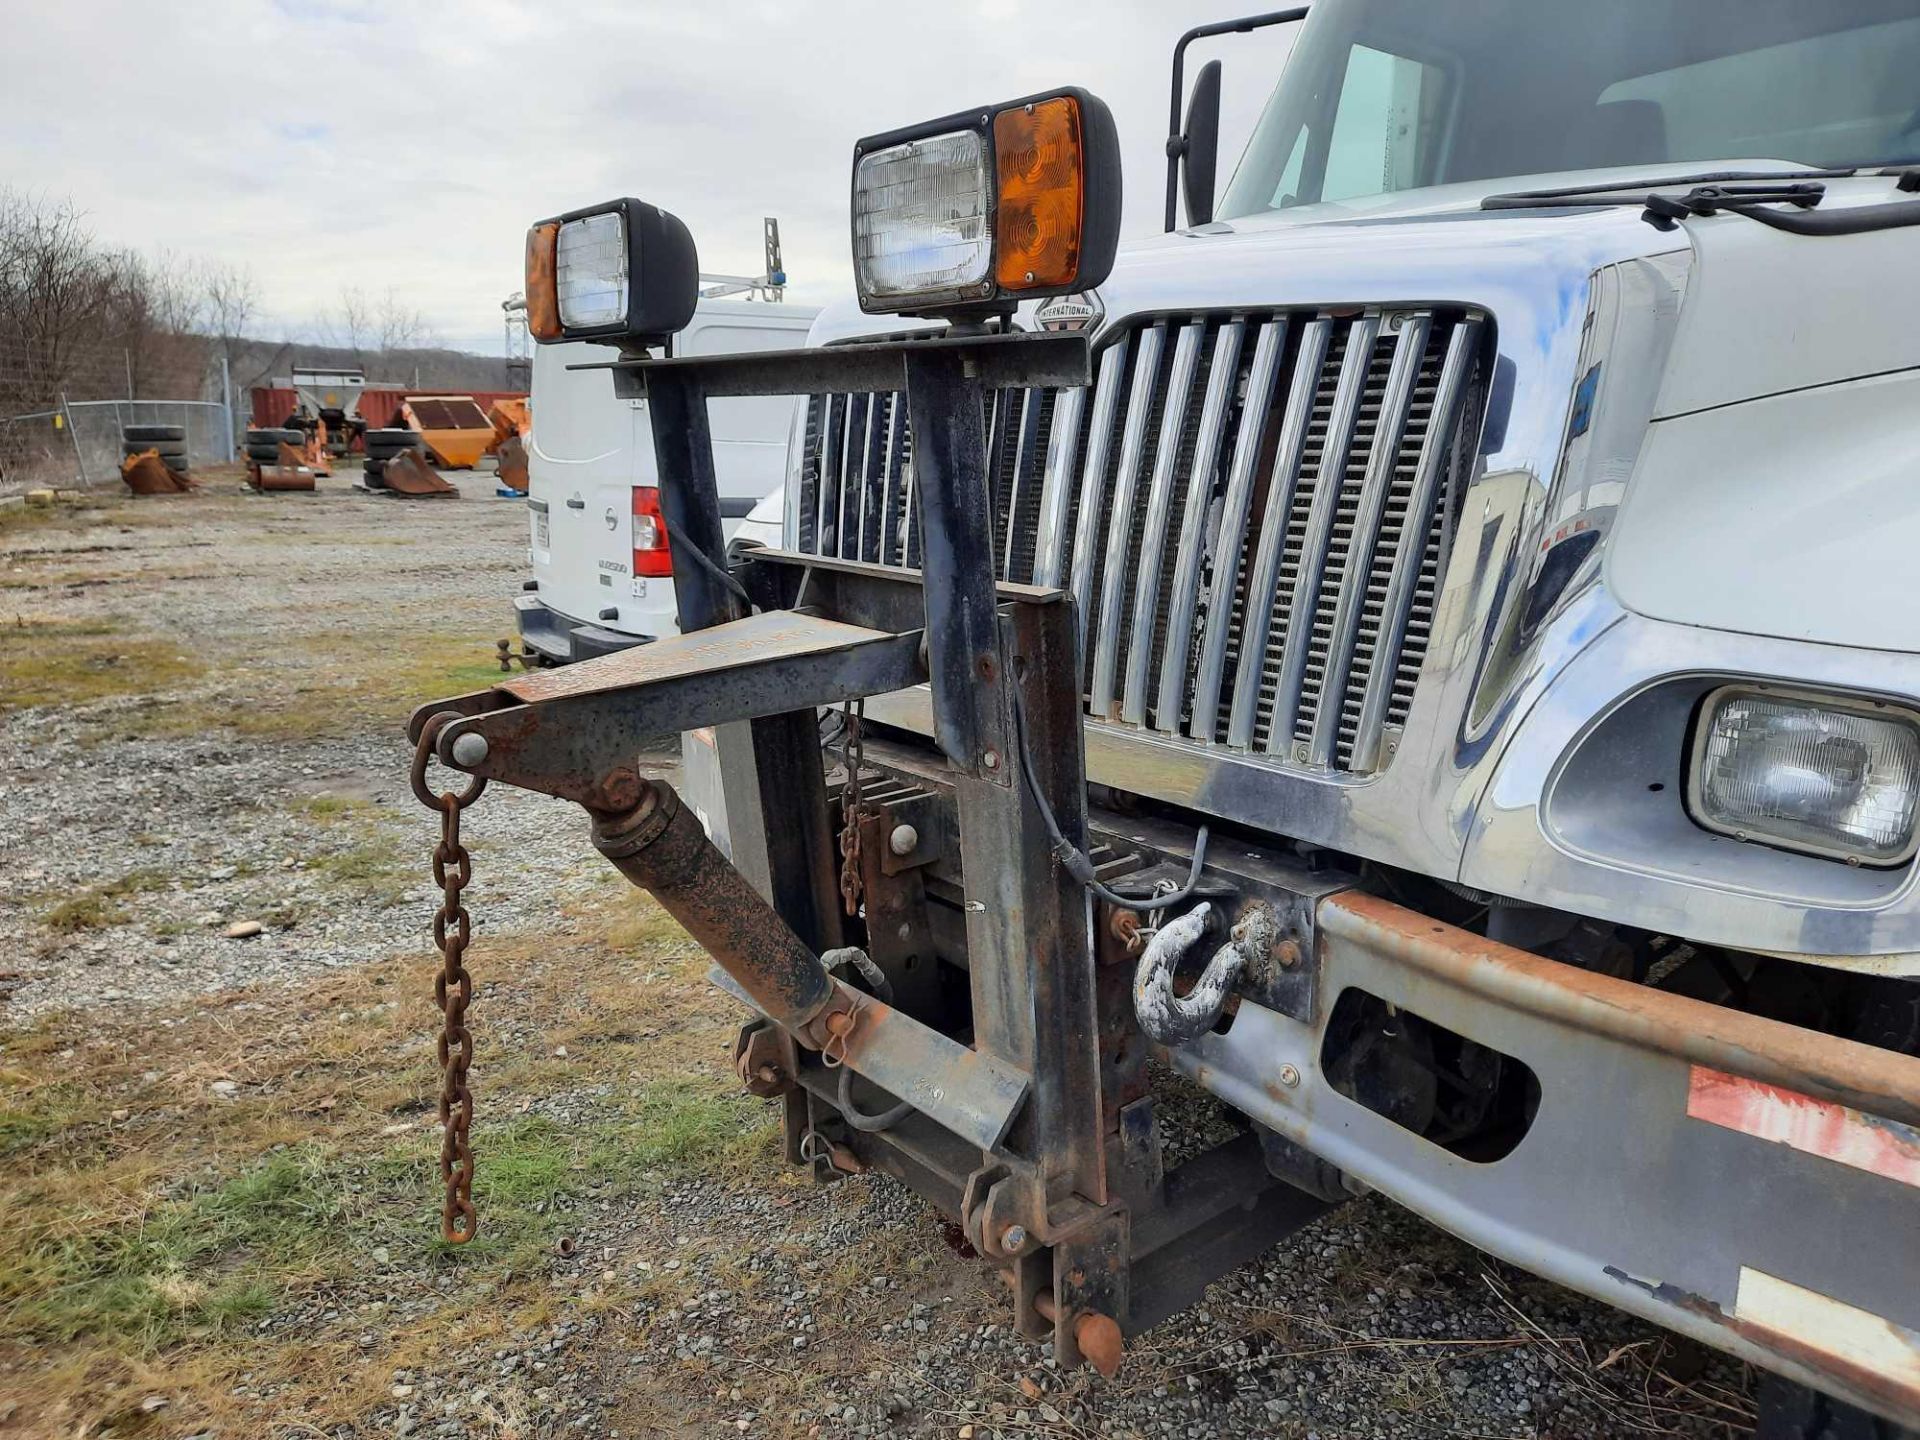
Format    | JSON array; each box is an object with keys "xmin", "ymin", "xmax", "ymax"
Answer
[
  {"xmin": 993, "ymin": 97, "xmax": 1085, "ymax": 292},
  {"xmin": 525, "ymin": 222, "xmax": 561, "ymax": 341}
]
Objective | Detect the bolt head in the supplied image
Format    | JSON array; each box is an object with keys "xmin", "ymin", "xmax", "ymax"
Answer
[
  {"xmin": 450, "ymin": 732, "xmax": 490, "ymax": 768},
  {"xmin": 888, "ymin": 823, "xmax": 919, "ymax": 857},
  {"xmin": 982, "ymin": 750, "xmax": 1000, "ymax": 771},
  {"xmin": 1278, "ymin": 1064, "xmax": 1301, "ymax": 1089},
  {"xmin": 1000, "ymin": 1224, "xmax": 1027, "ymax": 1254}
]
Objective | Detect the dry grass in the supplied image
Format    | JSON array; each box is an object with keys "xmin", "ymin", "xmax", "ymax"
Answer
[
  {"xmin": 0, "ymin": 618, "xmax": 199, "ymax": 712},
  {"xmin": 0, "ymin": 886, "xmax": 777, "ymax": 1438}
]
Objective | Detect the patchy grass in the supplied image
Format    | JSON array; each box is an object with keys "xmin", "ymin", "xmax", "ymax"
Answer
[
  {"xmin": 0, "ymin": 883, "xmax": 793, "ymax": 1436},
  {"xmin": 123, "ymin": 631, "xmax": 509, "ymax": 746},
  {"xmin": 7, "ymin": 1148, "xmax": 349, "ymax": 1347},
  {"xmin": 294, "ymin": 792, "xmax": 378, "ymax": 820},
  {"xmin": 37, "ymin": 868, "xmax": 170, "ymax": 933},
  {"xmin": 0, "ymin": 618, "xmax": 198, "ymax": 711}
]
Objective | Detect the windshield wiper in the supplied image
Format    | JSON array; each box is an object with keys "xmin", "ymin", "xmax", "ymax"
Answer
[{"xmin": 1483, "ymin": 167, "xmax": 1920, "ymax": 236}]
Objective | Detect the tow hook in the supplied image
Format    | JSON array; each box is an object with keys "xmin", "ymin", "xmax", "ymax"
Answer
[{"xmin": 1132, "ymin": 901, "xmax": 1276, "ymax": 1045}]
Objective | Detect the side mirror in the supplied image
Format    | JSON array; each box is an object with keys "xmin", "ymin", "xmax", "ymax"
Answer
[
  {"xmin": 1163, "ymin": 7, "xmax": 1307, "ymax": 232},
  {"xmin": 1181, "ymin": 60, "xmax": 1223, "ymax": 227}
]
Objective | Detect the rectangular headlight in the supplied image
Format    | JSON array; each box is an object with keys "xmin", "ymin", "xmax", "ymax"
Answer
[
  {"xmin": 524, "ymin": 198, "xmax": 700, "ymax": 347},
  {"xmin": 1689, "ymin": 686, "xmax": 1920, "ymax": 866},
  {"xmin": 850, "ymin": 87, "xmax": 1120, "ymax": 319},
  {"xmin": 854, "ymin": 131, "xmax": 992, "ymax": 303},
  {"xmin": 556, "ymin": 211, "xmax": 629, "ymax": 329}
]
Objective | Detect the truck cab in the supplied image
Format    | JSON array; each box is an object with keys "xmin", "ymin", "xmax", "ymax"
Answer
[
  {"xmin": 515, "ymin": 300, "xmax": 816, "ymax": 662},
  {"xmin": 776, "ymin": 4, "xmax": 1920, "ymax": 1429}
]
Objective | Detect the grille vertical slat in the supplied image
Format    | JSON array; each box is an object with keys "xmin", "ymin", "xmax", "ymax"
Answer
[
  {"xmin": 1032, "ymin": 385, "xmax": 1086, "ymax": 587},
  {"xmin": 815, "ymin": 394, "xmax": 845, "ymax": 557},
  {"xmin": 1192, "ymin": 318, "xmax": 1287, "ymax": 743},
  {"xmin": 1003, "ymin": 389, "xmax": 1050, "ymax": 584},
  {"xmin": 837, "ymin": 394, "xmax": 868, "ymax": 560},
  {"xmin": 1308, "ymin": 315, "xmax": 1429, "ymax": 766},
  {"xmin": 1156, "ymin": 320, "xmax": 1245, "ymax": 735},
  {"xmin": 1349, "ymin": 317, "xmax": 1482, "ymax": 770},
  {"xmin": 1122, "ymin": 322, "xmax": 1205, "ymax": 727},
  {"xmin": 1267, "ymin": 315, "xmax": 1380, "ymax": 757},
  {"xmin": 855, "ymin": 392, "xmax": 887, "ymax": 562},
  {"xmin": 1066, "ymin": 338, "xmax": 1131, "ymax": 659},
  {"xmin": 877, "ymin": 392, "xmax": 906, "ymax": 565},
  {"xmin": 1090, "ymin": 324, "xmax": 1166, "ymax": 718},
  {"xmin": 1226, "ymin": 319, "xmax": 1329, "ymax": 749},
  {"xmin": 791, "ymin": 305, "xmax": 1486, "ymax": 779}
]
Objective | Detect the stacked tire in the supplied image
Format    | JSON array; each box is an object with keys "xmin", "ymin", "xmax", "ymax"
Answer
[
  {"xmin": 363, "ymin": 428, "xmax": 424, "ymax": 487},
  {"xmin": 123, "ymin": 424, "xmax": 189, "ymax": 474},
  {"xmin": 245, "ymin": 428, "xmax": 302, "ymax": 464}
]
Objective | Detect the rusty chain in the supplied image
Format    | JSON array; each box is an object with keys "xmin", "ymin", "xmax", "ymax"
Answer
[
  {"xmin": 837, "ymin": 699, "xmax": 867, "ymax": 917},
  {"xmin": 410, "ymin": 714, "xmax": 488, "ymax": 1244}
]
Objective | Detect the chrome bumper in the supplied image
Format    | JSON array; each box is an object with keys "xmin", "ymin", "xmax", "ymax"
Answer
[{"xmin": 1176, "ymin": 890, "xmax": 1920, "ymax": 1428}]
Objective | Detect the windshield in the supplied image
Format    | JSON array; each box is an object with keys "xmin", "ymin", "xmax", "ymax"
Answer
[{"xmin": 1219, "ymin": 0, "xmax": 1920, "ymax": 218}]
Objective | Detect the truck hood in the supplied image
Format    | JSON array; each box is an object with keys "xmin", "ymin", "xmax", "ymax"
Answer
[{"xmin": 809, "ymin": 167, "xmax": 1919, "ymax": 417}]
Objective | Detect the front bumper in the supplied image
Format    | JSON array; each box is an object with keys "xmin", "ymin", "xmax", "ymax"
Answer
[
  {"xmin": 1179, "ymin": 889, "xmax": 1920, "ymax": 1427},
  {"xmin": 514, "ymin": 594, "xmax": 651, "ymax": 665}
]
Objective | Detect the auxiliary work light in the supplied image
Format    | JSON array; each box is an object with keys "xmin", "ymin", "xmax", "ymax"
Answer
[
  {"xmin": 851, "ymin": 87, "xmax": 1121, "ymax": 319},
  {"xmin": 525, "ymin": 198, "xmax": 700, "ymax": 347}
]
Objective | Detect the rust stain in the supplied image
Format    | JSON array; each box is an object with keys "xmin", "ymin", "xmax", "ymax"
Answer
[
  {"xmin": 1731, "ymin": 1318, "xmax": 1920, "ymax": 1426},
  {"xmin": 1603, "ymin": 1266, "xmax": 1727, "ymax": 1323},
  {"xmin": 1687, "ymin": 1067, "xmax": 1920, "ymax": 1189}
]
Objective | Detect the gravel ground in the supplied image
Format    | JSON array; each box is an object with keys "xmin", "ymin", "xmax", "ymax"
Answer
[{"xmin": 0, "ymin": 477, "xmax": 1760, "ymax": 1439}]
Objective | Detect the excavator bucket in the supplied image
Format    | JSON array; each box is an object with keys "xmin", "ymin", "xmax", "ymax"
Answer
[
  {"xmin": 493, "ymin": 434, "xmax": 529, "ymax": 493},
  {"xmin": 381, "ymin": 447, "xmax": 460, "ymax": 498},
  {"xmin": 249, "ymin": 441, "xmax": 317, "ymax": 492},
  {"xmin": 485, "ymin": 398, "xmax": 530, "ymax": 451},
  {"xmin": 120, "ymin": 450, "xmax": 196, "ymax": 496}
]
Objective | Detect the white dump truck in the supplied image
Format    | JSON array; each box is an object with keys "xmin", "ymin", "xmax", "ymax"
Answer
[{"xmin": 416, "ymin": 6, "xmax": 1920, "ymax": 1436}]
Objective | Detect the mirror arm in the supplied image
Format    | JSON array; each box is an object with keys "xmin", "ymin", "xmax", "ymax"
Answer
[{"xmin": 1163, "ymin": 7, "xmax": 1313, "ymax": 232}]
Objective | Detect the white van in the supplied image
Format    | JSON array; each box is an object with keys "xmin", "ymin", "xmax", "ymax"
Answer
[{"xmin": 515, "ymin": 299, "xmax": 817, "ymax": 662}]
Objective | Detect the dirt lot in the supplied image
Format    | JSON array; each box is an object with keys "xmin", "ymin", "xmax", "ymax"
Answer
[{"xmin": 0, "ymin": 476, "xmax": 1760, "ymax": 1439}]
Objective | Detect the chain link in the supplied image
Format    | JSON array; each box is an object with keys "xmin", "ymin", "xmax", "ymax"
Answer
[
  {"xmin": 837, "ymin": 699, "xmax": 867, "ymax": 917},
  {"xmin": 411, "ymin": 715, "xmax": 487, "ymax": 1244}
]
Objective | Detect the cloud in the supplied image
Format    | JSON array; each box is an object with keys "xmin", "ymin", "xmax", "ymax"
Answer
[{"xmin": 2, "ymin": 0, "xmax": 1296, "ymax": 352}]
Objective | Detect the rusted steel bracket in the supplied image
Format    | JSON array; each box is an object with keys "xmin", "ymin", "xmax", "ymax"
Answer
[
  {"xmin": 405, "ymin": 610, "xmax": 927, "ymax": 812},
  {"xmin": 708, "ymin": 966, "xmax": 1031, "ymax": 1152},
  {"xmin": 582, "ymin": 329, "xmax": 1092, "ymax": 400}
]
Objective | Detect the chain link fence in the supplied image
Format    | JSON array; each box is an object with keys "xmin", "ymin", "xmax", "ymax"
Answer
[
  {"xmin": 0, "ymin": 336, "xmax": 236, "ymax": 496},
  {"xmin": 0, "ymin": 400, "xmax": 232, "ymax": 493}
]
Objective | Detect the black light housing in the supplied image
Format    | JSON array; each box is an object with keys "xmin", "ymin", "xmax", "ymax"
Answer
[
  {"xmin": 849, "ymin": 86, "xmax": 1122, "ymax": 322},
  {"xmin": 525, "ymin": 197, "xmax": 700, "ymax": 348}
]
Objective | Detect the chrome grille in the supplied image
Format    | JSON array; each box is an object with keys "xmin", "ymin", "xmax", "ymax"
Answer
[{"xmin": 792, "ymin": 307, "xmax": 1488, "ymax": 776}]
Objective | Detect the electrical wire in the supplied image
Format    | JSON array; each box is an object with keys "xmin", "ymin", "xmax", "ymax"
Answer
[
  {"xmin": 1010, "ymin": 686, "xmax": 1211, "ymax": 911},
  {"xmin": 660, "ymin": 514, "xmax": 754, "ymax": 608}
]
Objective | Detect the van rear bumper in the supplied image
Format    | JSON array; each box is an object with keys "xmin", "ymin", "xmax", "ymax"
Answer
[{"xmin": 514, "ymin": 595, "xmax": 651, "ymax": 664}]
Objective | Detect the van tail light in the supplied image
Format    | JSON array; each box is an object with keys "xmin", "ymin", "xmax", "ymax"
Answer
[{"xmin": 631, "ymin": 486, "xmax": 673, "ymax": 577}]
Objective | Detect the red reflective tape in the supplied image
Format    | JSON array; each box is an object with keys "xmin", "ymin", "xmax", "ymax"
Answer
[{"xmin": 1688, "ymin": 1067, "xmax": 1920, "ymax": 1189}]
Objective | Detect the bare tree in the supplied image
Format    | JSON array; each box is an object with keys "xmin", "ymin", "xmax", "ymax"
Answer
[
  {"xmin": 104, "ymin": 248, "xmax": 205, "ymax": 397},
  {"xmin": 375, "ymin": 287, "xmax": 432, "ymax": 355},
  {"xmin": 197, "ymin": 259, "xmax": 258, "ymax": 367},
  {"xmin": 324, "ymin": 287, "xmax": 375, "ymax": 368},
  {"xmin": 0, "ymin": 188, "xmax": 115, "ymax": 409}
]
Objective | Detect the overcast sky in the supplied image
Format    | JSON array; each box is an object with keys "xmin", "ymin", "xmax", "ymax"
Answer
[{"xmin": 0, "ymin": 1, "xmax": 1298, "ymax": 352}]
